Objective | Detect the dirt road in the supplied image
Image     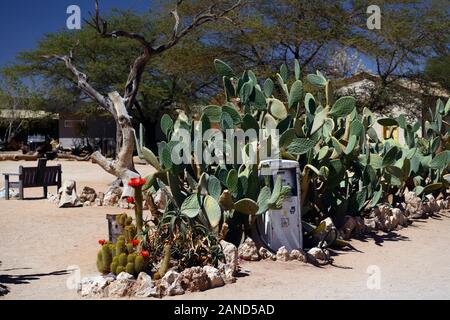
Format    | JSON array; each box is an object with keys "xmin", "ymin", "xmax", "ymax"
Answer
[{"xmin": 1, "ymin": 161, "xmax": 449, "ymax": 300}]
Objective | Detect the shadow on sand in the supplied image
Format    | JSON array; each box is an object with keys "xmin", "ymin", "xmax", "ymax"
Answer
[
  {"xmin": 0, "ymin": 269, "xmax": 71, "ymax": 297},
  {"xmin": 357, "ymin": 231, "xmax": 410, "ymax": 247}
]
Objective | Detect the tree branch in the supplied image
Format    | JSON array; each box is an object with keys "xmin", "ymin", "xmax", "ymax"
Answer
[
  {"xmin": 86, "ymin": 0, "xmax": 242, "ymax": 111},
  {"xmin": 44, "ymin": 54, "xmax": 115, "ymax": 116}
]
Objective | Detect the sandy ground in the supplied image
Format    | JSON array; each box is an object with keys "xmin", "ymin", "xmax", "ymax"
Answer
[{"xmin": 1, "ymin": 160, "xmax": 450, "ymax": 300}]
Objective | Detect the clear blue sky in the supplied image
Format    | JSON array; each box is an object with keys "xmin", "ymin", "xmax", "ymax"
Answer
[{"xmin": 0, "ymin": 0, "xmax": 151, "ymax": 67}]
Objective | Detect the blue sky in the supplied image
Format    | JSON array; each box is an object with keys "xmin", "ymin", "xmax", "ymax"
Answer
[
  {"xmin": 0, "ymin": 0, "xmax": 381, "ymax": 72},
  {"xmin": 0, "ymin": 0, "xmax": 151, "ymax": 67}
]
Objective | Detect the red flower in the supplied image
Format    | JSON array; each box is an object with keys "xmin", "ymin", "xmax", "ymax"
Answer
[
  {"xmin": 131, "ymin": 239, "xmax": 140, "ymax": 247},
  {"xmin": 98, "ymin": 240, "xmax": 106, "ymax": 246},
  {"xmin": 128, "ymin": 178, "xmax": 147, "ymax": 188},
  {"xmin": 141, "ymin": 250, "xmax": 150, "ymax": 258},
  {"xmin": 127, "ymin": 197, "xmax": 135, "ymax": 204}
]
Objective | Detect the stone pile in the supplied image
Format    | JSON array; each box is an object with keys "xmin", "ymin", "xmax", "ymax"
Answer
[{"xmin": 80, "ymin": 240, "xmax": 239, "ymax": 299}]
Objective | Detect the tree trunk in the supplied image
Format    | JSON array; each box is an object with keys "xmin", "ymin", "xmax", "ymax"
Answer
[
  {"xmin": 56, "ymin": 153, "xmax": 91, "ymax": 161},
  {"xmin": 0, "ymin": 153, "xmax": 39, "ymax": 161},
  {"xmin": 90, "ymin": 92, "xmax": 140, "ymax": 198}
]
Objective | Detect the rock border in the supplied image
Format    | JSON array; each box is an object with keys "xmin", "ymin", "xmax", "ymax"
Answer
[{"xmin": 80, "ymin": 192, "xmax": 450, "ymax": 299}]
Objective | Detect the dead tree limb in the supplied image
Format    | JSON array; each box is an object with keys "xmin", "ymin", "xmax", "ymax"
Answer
[
  {"xmin": 0, "ymin": 153, "xmax": 39, "ymax": 162},
  {"xmin": 47, "ymin": 0, "xmax": 242, "ymax": 196},
  {"xmin": 86, "ymin": 0, "xmax": 243, "ymax": 111}
]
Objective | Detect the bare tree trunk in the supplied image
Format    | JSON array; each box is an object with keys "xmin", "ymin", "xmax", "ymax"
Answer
[
  {"xmin": 0, "ymin": 153, "xmax": 39, "ymax": 161},
  {"xmin": 56, "ymin": 153, "xmax": 91, "ymax": 161},
  {"xmin": 90, "ymin": 92, "xmax": 140, "ymax": 197},
  {"xmin": 47, "ymin": 0, "xmax": 243, "ymax": 196}
]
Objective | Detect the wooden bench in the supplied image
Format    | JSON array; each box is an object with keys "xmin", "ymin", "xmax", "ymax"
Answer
[{"xmin": 3, "ymin": 159, "xmax": 62, "ymax": 200}]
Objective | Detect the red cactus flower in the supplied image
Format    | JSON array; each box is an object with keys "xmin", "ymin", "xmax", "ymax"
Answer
[
  {"xmin": 141, "ymin": 250, "xmax": 150, "ymax": 258},
  {"xmin": 128, "ymin": 178, "xmax": 147, "ymax": 188},
  {"xmin": 127, "ymin": 197, "xmax": 135, "ymax": 204},
  {"xmin": 98, "ymin": 240, "xmax": 106, "ymax": 246},
  {"xmin": 131, "ymin": 239, "xmax": 140, "ymax": 247}
]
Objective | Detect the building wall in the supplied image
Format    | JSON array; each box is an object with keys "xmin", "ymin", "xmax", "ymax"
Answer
[{"xmin": 58, "ymin": 113, "xmax": 116, "ymax": 151}]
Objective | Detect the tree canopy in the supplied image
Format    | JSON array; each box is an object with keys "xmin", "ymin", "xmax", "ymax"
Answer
[{"xmin": 2, "ymin": 0, "xmax": 449, "ymax": 147}]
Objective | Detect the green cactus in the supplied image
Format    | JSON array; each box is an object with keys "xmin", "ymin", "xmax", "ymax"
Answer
[
  {"xmin": 96, "ymin": 251, "xmax": 104, "ymax": 274},
  {"xmin": 126, "ymin": 243, "xmax": 134, "ymax": 254},
  {"xmin": 116, "ymin": 266, "xmax": 125, "ymax": 275},
  {"xmin": 130, "ymin": 58, "xmax": 449, "ymax": 252},
  {"xmin": 118, "ymin": 253, "xmax": 128, "ymax": 267},
  {"xmin": 127, "ymin": 254, "xmax": 137, "ymax": 264},
  {"xmin": 159, "ymin": 245, "xmax": 172, "ymax": 278},
  {"xmin": 110, "ymin": 262, "xmax": 118, "ymax": 275},
  {"xmin": 135, "ymin": 255, "xmax": 146, "ymax": 274},
  {"xmin": 101, "ymin": 245, "xmax": 113, "ymax": 274},
  {"xmin": 116, "ymin": 240, "xmax": 126, "ymax": 256},
  {"xmin": 118, "ymin": 214, "xmax": 127, "ymax": 227},
  {"xmin": 124, "ymin": 225, "xmax": 137, "ymax": 242},
  {"xmin": 126, "ymin": 262, "xmax": 135, "ymax": 275}
]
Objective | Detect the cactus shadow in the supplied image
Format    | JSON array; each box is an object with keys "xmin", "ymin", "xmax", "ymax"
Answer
[
  {"xmin": 357, "ymin": 231, "xmax": 410, "ymax": 247},
  {"xmin": 0, "ymin": 269, "xmax": 70, "ymax": 289}
]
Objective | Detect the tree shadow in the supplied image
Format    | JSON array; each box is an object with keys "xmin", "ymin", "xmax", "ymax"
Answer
[{"xmin": 357, "ymin": 231, "xmax": 410, "ymax": 247}]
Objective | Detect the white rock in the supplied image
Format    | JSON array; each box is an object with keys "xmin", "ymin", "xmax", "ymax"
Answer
[
  {"xmin": 364, "ymin": 218, "xmax": 377, "ymax": 231},
  {"xmin": 220, "ymin": 240, "xmax": 239, "ymax": 274},
  {"xmin": 119, "ymin": 199, "xmax": 131, "ymax": 209},
  {"xmin": 290, "ymin": 249, "xmax": 307, "ymax": 263},
  {"xmin": 259, "ymin": 247, "xmax": 274, "ymax": 260},
  {"xmin": 238, "ymin": 238, "xmax": 260, "ymax": 261},
  {"xmin": 426, "ymin": 195, "xmax": 440, "ymax": 213},
  {"xmin": 116, "ymin": 272, "xmax": 134, "ymax": 281},
  {"xmin": 79, "ymin": 275, "xmax": 114, "ymax": 298},
  {"xmin": 80, "ymin": 186, "xmax": 97, "ymax": 203},
  {"xmin": 276, "ymin": 247, "xmax": 290, "ymax": 262},
  {"xmin": 218, "ymin": 263, "xmax": 237, "ymax": 284},
  {"xmin": 103, "ymin": 186, "xmax": 123, "ymax": 207},
  {"xmin": 133, "ymin": 273, "xmax": 155, "ymax": 298},
  {"xmin": 107, "ymin": 280, "xmax": 134, "ymax": 298},
  {"xmin": 95, "ymin": 198, "xmax": 103, "ymax": 207},
  {"xmin": 374, "ymin": 205, "xmax": 390, "ymax": 221},
  {"xmin": 203, "ymin": 266, "xmax": 225, "ymax": 288},
  {"xmin": 392, "ymin": 208, "xmax": 407, "ymax": 227},
  {"xmin": 106, "ymin": 273, "xmax": 135, "ymax": 298},
  {"xmin": 83, "ymin": 201, "xmax": 91, "ymax": 207},
  {"xmin": 307, "ymin": 247, "xmax": 328, "ymax": 261},
  {"xmin": 59, "ymin": 180, "xmax": 82, "ymax": 208},
  {"xmin": 180, "ymin": 267, "xmax": 210, "ymax": 292},
  {"xmin": 313, "ymin": 218, "xmax": 336, "ymax": 243},
  {"xmin": 160, "ymin": 270, "xmax": 185, "ymax": 296}
]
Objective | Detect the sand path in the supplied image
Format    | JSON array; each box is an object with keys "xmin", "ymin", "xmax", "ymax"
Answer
[{"xmin": 1, "ymin": 161, "xmax": 449, "ymax": 300}]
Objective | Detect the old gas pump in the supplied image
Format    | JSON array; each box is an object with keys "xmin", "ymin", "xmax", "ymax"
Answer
[{"xmin": 256, "ymin": 159, "xmax": 303, "ymax": 252}]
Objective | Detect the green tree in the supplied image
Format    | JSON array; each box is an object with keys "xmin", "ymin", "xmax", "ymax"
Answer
[{"xmin": 425, "ymin": 54, "xmax": 450, "ymax": 91}]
